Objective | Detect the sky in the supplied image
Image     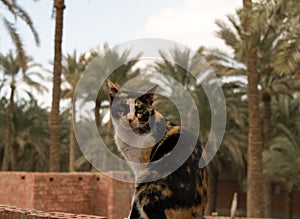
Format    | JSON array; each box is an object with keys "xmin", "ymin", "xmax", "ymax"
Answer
[
  {"xmin": 0, "ymin": 0, "xmax": 242, "ymax": 107},
  {"xmin": 1, "ymin": 0, "xmax": 243, "ymax": 65}
]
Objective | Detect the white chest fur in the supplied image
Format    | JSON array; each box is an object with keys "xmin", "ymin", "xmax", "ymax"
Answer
[{"xmin": 114, "ymin": 131, "xmax": 156, "ymax": 175}]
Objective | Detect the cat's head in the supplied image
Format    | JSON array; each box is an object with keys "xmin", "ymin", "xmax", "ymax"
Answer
[{"xmin": 108, "ymin": 80, "xmax": 157, "ymax": 133}]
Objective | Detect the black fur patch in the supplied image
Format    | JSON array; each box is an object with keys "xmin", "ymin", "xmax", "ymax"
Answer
[{"xmin": 108, "ymin": 81, "xmax": 207, "ymax": 219}]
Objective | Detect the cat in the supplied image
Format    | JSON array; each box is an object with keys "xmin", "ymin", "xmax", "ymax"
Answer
[{"xmin": 108, "ymin": 80, "xmax": 207, "ymax": 219}]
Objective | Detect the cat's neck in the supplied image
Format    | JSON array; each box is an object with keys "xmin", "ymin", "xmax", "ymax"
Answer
[{"xmin": 113, "ymin": 110, "xmax": 167, "ymax": 174}]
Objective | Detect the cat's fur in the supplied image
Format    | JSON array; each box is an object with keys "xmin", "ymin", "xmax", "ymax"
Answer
[{"xmin": 108, "ymin": 80, "xmax": 207, "ymax": 219}]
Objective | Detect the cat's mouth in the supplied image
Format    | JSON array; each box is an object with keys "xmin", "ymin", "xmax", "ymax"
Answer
[
  {"xmin": 115, "ymin": 116, "xmax": 136, "ymax": 127},
  {"xmin": 116, "ymin": 116, "xmax": 149, "ymax": 134},
  {"xmin": 128, "ymin": 118, "xmax": 140, "ymax": 129},
  {"xmin": 114, "ymin": 116, "xmax": 151, "ymax": 135}
]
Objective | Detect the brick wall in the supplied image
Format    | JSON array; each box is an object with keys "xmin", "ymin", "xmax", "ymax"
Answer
[
  {"xmin": 0, "ymin": 172, "xmax": 35, "ymax": 209},
  {"xmin": 0, "ymin": 172, "xmax": 134, "ymax": 219},
  {"xmin": 97, "ymin": 172, "xmax": 133, "ymax": 219},
  {"xmin": 215, "ymin": 179, "xmax": 300, "ymax": 218},
  {"xmin": 0, "ymin": 205, "xmax": 107, "ymax": 219},
  {"xmin": 0, "ymin": 205, "xmax": 272, "ymax": 219},
  {"xmin": 0, "ymin": 205, "xmax": 274, "ymax": 219},
  {"xmin": 206, "ymin": 217, "xmax": 273, "ymax": 219},
  {"xmin": 34, "ymin": 173, "xmax": 98, "ymax": 213},
  {"xmin": 1, "ymin": 172, "xmax": 299, "ymax": 219},
  {"xmin": 105, "ymin": 172, "xmax": 134, "ymax": 219}
]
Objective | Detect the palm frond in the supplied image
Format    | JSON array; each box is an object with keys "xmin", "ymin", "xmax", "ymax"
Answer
[
  {"xmin": 215, "ymin": 19, "xmax": 240, "ymax": 51},
  {"xmin": 1, "ymin": 0, "xmax": 17, "ymax": 17},
  {"xmin": 227, "ymin": 14, "xmax": 243, "ymax": 38},
  {"xmin": 12, "ymin": 2, "xmax": 40, "ymax": 46},
  {"xmin": 3, "ymin": 18, "xmax": 27, "ymax": 70},
  {"xmin": 23, "ymin": 76, "xmax": 47, "ymax": 94},
  {"xmin": 274, "ymin": 36, "xmax": 300, "ymax": 75}
]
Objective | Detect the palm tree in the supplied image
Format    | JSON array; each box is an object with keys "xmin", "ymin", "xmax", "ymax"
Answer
[
  {"xmin": 11, "ymin": 98, "xmax": 50, "ymax": 171},
  {"xmin": 74, "ymin": 45, "xmax": 140, "ymax": 171},
  {"xmin": 241, "ymin": 0, "xmax": 264, "ymax": 216},
  {"xmin": 217, "ymin": 6, "xmax": 263, "ymax": 217},
  {"xmin": 153, "ymin": 47, "xmax": 246, "ymax": 214},
  {"xmin": 59, "ymin": 108, "xmax": 75, "ymax": 171},
  {"xmin": 0, "ymin": 51, "xmax": 46, "ymax": 170},
  {"xmin": 264, "ymin": 95, "xmax": 300, "ymax": 219},
  {"xmin": 61, "ymin": 50, "xmax": 93, "ymax": 171},
  {"xmin": 0, "ymin": 0, "xmax": 40, "ymax": 69},
  {"xmin": 49, "ymin": 0, "xmax": 65, "ymax": 172},
  {"xmin": 0, "ymin": 95, "xmax": 7, "ymax": 167},
  {"xmin": 209, "ymin": 47, "xmax": 299, "ymax": 216},
  {"xmin": 0, "ymin": 51, "xmax": 19, "ymax": 171},
  {"xmin": 94, "ymin": 44, "xmax": 140, "ymax": 128},
  {"xmin": 203, "ymin": 47, "xmax": 249, "ymax": 213},
  {"xmin": 214, "ymin": 0, "xmax": 300, "ymax": 215},
  {"xmin": 204, "ymin": 81, "xmax": 248, "ymax": 214},
  {"xmin": 155, "ymin": 47, "xmax": 198, "ymax": 90},
  {"xmin": 153, "ymin": 47, "xmax": 202, "ymax": 126},
  {"xmin": 272, "ymin": 0, "xmax": 300, "ymax": 76}
]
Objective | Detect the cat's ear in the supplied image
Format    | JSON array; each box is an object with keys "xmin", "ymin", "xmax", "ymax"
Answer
[
  {"xmin": 108, "ymin": 80, "xmax": 120, "ymax": 100},
  {"xmin": 143, "ymin": 85, "xmax": 158, "ymax": 104}
]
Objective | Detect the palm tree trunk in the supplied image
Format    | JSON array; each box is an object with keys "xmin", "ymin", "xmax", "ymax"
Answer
[
  {"xmin": 204, "ymin": 163, "xmax": 219, "ymax": 215},
  {"xmin": 49, "ymin": 0, "xmax": 65, "ymax": 172},
  {"xmin": 69, "ymin": 97, "xmax": 76, "ymax": 172},
  {"xmin": 243, "ymin": 0, "xmax": 264, "ymax": 217},
  {"xmin": 284, "ymin": 189, "xmax": 293, "ymax": 219},
  {"xmin": 90, "ymin": 97, "xmax": 101, "ymax": 172},
  {"xmin": 95, "ymin": 97, "xmax": 101, "ymax": 128},
  {"xmin": 263, "ymin": 93, "xmax": 271, "ymax": 145},
  {"xmin": 1, "ymin": 81, "xmax": 15, "ymax": 171},
  {"xmin": 263, "ymin": 93, "xmax": 272, "ymax": 217},
  {"xmin": 105, "ymin": 119, "xmax": 112, "ymax": 143},
  {"xmin": 11, "ymin": 142, "xmax": 19, "ymax": 171}
]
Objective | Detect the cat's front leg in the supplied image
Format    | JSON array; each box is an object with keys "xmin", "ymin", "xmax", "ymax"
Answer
[
  {"xmin": 128, "ymin": 200, "xmax": 142, "ymax": 219},
  {"xmin": 141, "ymin": 203, "xmax": 167, "ymax": 219},
  {"xmin": 129, "ymin": 200, "xmax": 167, "ymax": 219}
]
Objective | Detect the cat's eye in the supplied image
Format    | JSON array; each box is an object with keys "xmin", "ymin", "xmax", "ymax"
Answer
[
  {"xmin": 118, "ymin": 104, "xmax": 129, "ymax": 112},
  {"xmin": 136, "ymin": 108, "xmax": 146, "ymax": 114}
]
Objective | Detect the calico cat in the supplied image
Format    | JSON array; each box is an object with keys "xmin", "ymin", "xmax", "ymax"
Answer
[{"xmin": 108, "ymin": 80, "xmax": 207, "ymax": 219}]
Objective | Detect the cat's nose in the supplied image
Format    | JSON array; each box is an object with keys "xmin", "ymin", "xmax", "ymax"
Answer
[{"xmin": 127, "ymin": 113, "xmax": 135, "ymax": 123}]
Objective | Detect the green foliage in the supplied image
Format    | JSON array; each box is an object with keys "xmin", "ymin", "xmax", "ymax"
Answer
[
  {"xmin": 216, "ymin": 0, "xmax": 300, "ymax": 77},
  {"xmin": 0, "ymin": 50, "xmax": 47, "ymax": 95},
  {"xmin": 153, "ymin": 47, "xmax": 248, "ymax": 182},
  {"xmin": 63, "ymin": 45, "xmax": 142, "ymax": 170},
  {"xmin": 214, "ymin": 0, "xmax": 300, "ymax": 189},
  {"xmin": 263, "ymin": 95, "xmax": 300, "ymax": 192},
  {"xmin": 0, "ymin": 98, "xmax": 50, "ymax": 171},
  {"xmin": 0, "ymin": 0, "xmax": 299, "ymax": 186}
]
